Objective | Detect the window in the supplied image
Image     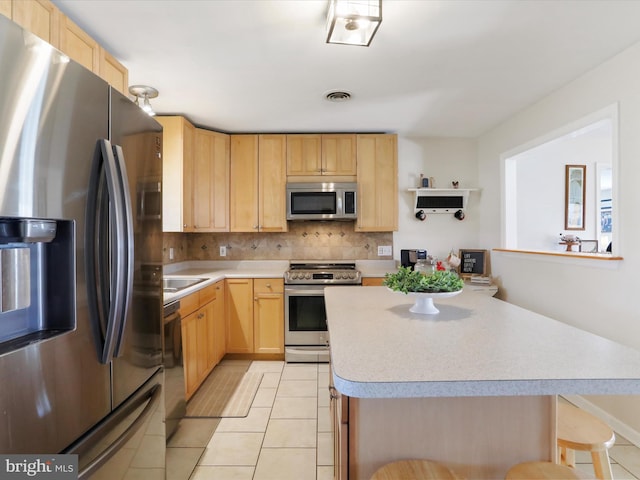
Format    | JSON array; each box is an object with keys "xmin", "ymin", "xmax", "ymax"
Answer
[{"xmin": 503, "ymin": 106, "xmax": 617, "ymax": 254}]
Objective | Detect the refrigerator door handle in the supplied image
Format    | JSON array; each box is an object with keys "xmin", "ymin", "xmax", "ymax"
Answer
[
  {"xmin": 85, "ymin": 139, "xmax": 127, "ymax": 364},
  {"xmin": 65, "ymin": 376, "xmax": 163, "ymax": 479},
  {"xmin": 111, "ymin": 144, "xmax": 134, "ymax": 358}
]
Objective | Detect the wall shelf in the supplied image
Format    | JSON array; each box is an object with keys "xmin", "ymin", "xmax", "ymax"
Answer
[{"xmin": 408, "ymin": 188, "xmax": 479, "ymax": 214}]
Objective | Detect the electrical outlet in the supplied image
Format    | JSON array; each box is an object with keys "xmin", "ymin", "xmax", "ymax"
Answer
[
  {"xmin": 377, "ymin": 245, "xmax": 392, "ymax": 256},
  {"xmin": 219, "ymin": 246, "xmax": 227, "ymax": 257},
  {"xmin": 169, "ymin": 247, "xmax": 174, "ymax": 260}
]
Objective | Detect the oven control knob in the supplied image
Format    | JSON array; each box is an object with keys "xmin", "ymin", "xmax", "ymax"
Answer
[
  {"xmin": 347, "ymin": 273, "xmax": 355, "ymax": 279},
  {"xmin": 290, "ymin": 273, "xmax": 298, "ymax": 280},
  {"xmin": 305, "ymin": 273, "xmax": 312, "ymax": 280}
]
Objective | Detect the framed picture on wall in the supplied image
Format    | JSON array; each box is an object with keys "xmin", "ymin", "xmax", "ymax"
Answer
[{"xmin": 565, "ymin": 164, "xmax": 586, "ymax": 230}]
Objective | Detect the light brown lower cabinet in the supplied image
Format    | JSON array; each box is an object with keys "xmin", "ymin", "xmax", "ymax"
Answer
[
  {"xmin": 225, "ymin": 278, "xmax": 284, "ymax": 354},
  {"xmin": 180, "ymin": 280, "xmax": 225, "ymax": 400},
  {"xmin": 361, "ymin": 277, "xmax": 385, "ymax": 286}
]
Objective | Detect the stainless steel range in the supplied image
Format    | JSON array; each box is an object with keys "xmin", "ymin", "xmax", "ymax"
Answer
[{"xmin": 284, "ymin": 261, "xmax": 361, "ymax": 362}]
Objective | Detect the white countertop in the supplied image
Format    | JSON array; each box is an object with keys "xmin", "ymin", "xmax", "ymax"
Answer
[
  {"xmin": 162, "ymin": 261, "xmax": 289, "ymax": 304},
  {"xmin": 325, "ymin": 286, "xmax": 640, "ymax": 398}
]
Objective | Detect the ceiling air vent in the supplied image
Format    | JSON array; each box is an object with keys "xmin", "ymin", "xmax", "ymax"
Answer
[{"xmin": 325, "ymin": 90, "xmax": 352, "ymax": 102}]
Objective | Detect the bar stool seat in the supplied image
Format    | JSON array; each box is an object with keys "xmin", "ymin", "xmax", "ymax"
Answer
[
  {"xmin": 370, "ymin": 459, "xmax": 463, "ymax": 480},
  {"xmin": 557, "ymin": 402, "xmax": 616, "ymax": 480},
  {"xmin": 506, "ymin": 461, "xmax": 594, "ymax": 479}
]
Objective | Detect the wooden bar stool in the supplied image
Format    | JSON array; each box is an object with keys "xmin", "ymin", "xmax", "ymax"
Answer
[
  {"xmin": 370, "ymin": 459, "xmax": 463, "ymax": 480},
  {"xmin": 506, "ymin": 461, "xmax": 594, "ymax": 479},
  {"xmin": 557, "ymin": 402, "xmax": 616, "ymax": 480}
]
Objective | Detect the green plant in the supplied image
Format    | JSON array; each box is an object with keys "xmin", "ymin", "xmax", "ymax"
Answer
[{"xmin": 383, "ymin": 267, "xmax": 464, "ymax": 294}]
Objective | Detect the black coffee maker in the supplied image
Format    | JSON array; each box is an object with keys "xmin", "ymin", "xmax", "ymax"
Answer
[{"xmin": 400, "ymin": 249, "xmax": 427, "ymax": 270}]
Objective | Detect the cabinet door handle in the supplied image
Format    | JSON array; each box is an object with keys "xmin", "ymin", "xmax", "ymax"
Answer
[{"xmin": 265, "ymin": 283, "xmax": 271, "ymax": 288}]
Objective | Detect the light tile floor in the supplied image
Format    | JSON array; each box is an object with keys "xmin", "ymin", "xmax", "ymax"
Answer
[
  {"xmin": 167, "ymin": 360, "xmax": 332, "ymax": 480},
  {"xmin": 168, "ymin": 360, "xmax": 640, "ymax": 480}
]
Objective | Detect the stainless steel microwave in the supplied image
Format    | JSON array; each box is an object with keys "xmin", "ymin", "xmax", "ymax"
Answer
[{"xmin": 286, "ymin": 182, "xmax": 357, "ymax": 221}]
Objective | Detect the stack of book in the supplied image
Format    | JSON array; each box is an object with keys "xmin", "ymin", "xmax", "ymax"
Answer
[{"xmin": 469, "ymin": 275, "xmax": 492, "ymax": 285}]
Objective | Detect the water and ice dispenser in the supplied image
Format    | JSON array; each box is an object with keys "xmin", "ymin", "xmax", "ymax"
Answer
[{"xmin": 0, "ymin": 218, "xmax": 75, "ymax": 355}]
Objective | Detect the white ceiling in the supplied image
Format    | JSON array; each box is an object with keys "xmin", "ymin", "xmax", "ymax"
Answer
[{"xmin": 53, "ymin": 0, "xmax": 640, "ymax": 137}]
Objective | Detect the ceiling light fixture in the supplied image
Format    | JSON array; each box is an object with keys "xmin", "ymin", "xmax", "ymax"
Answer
[
  {"xmin": 129, "ymin": 85, "xmax": 158, "ymax": 116},
  {"xmin": 326, "ymin": 0, "xmax": 382, "ymax": 47}
]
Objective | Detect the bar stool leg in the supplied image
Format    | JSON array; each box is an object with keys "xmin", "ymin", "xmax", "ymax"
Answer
[
  {"xmin": 591, "ymin": 450, "xmax": 613, "ymax": 480},
  {"xmin": 563, "ymin": 447, "xmax": 576, "ymax": 468}
]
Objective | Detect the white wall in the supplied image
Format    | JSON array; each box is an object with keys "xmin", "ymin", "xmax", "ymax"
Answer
[
  {"xmin": 476, "ymin": 40, "xmax": 640, "ymax": 435},
  {"xmin": 394, "ymin": 137, "xmax": 480, "ymax": 263},
  {"xmin": 509, "ymin": 129, "xmax": 612, "ymax": 251}
]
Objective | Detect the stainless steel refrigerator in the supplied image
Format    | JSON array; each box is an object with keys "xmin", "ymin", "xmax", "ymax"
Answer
[{"xmin": 0, "ymin": 15, "xmax": 164, "ymax": 478}]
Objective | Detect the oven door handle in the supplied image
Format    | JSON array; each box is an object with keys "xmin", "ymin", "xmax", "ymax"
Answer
[{"xmin": 285, "ymin": 287, "xmax": 326, "ymax": 296}]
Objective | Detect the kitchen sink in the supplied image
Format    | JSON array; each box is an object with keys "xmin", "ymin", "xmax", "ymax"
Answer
[{"xmin": 163, "ymin": 277, "xmax": 207, "ymax": 293}]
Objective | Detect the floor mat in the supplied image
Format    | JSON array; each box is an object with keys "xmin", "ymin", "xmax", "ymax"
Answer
[{"xmin": 186, "ymin": 367, "xmax": 263, "ymax": 418}]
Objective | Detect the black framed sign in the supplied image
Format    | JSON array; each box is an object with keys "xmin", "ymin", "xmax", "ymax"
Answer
[{"xmin": 459, "ymin": 249, "xmax": 487, "ymax": 276}]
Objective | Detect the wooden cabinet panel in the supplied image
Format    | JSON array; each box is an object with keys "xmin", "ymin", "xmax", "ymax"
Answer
[
  {"xmin": 230, "ymin": 135, "xmax": 259, "ymax": 232},
  {"xmin": 179, "ymin": 291, "xmax": 199, "ymax": 318},
  {"xmin": 258, "ymin": 135, "xmax": 287, "ymax": 232},
  {"xmin": 230, "ymin": 135, "xmax": 286, "ymax": 232},
  {"xmin": 195, "ymin": 308, "xmax": 208, "ymax": 383},
  {"xmin": 356, "ymin": 134, "xmax": 398, "ymax": 232},
  {"xmin": 287, "ymin": 134, "xmax": 356, "ymax": 177},
  {"xmin": 12, "ymin": 0, "xmax": 59, "ymax": 46},
  {"xmin": 225, "ymin": 278, "xmax": 284, "ymax": 355},
  {"xmin": 157, "ymin": 116, "xmax": 196, "ymax": 232},
  {"xmin": 179, "ymin": 281, "xmax": 226, "ymax": 400},
  {"xmin": 0, "ymin": 1, "xmax": 11, "ymax": 18},
  {"xmin": 193, "ymin": 129, "xmax": 215, "ymax": 231},
  {"xmin": 182, "ymin": 311, "xmax": 199, "ymax": 400},
  {"xmin": 213, "ymin": 281, "xmax": 226, "ymax": 365},
  {"xmin": 362, "ymin": 277, "xmax": 385, "ymax": 286},
  {"xmin": 192, "ymin": 129, "xmax": 229, "ymax": 232},
  {"xmin": 59, "ymin": 14, "xmax": 99, "ymax": 73},
  {"xmin": 99, "ymin": 48, "xmax": 128, "ymax": 95},
  {"xmin": 225, "ymin": 278, "xmax": 254, "ymax": 353},
  {"xmin": 322, "ymin": 134, "xmax": 357, "ymax": 176},
  {"xmin": 253, "ymin": 279, "xmax": 284, "ymax": 354},
  {"xmin": 211, "ymin": 131, "xmax": 230, "ymax": 231},
  {"xmin": 286, "ymin": 134, "xmax": 322, "ymax": 175}
]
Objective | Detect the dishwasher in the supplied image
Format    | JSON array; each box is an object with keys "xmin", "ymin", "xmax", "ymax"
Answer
[{"xmin": 163, "ymin": 300, "xmax": 185, "ymax": 440}]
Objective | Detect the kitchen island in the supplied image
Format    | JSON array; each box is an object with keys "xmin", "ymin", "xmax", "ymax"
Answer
[{"xmin": 325, "ymin": 286, "xmax": 640, "ymax": 479}]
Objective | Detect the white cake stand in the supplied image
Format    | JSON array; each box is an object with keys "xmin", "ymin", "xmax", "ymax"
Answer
[{"xmin": 406, "ymin": 290, "xmax": 462, "ymax": 314}]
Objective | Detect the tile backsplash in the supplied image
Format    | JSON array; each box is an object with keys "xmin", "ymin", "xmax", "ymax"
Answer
[{"xmin": 163, "ymin": 223, "xmax": 393, "ymax": 264}]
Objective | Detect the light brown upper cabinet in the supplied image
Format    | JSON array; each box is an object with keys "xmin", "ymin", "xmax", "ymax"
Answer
[
  {"xmin": 230, "ymin": 134, "xmax": 287, "ymax": 232},
  {"xmin": 193, "ymin": 129, "xmax": 230, "ymax": 232},
  {"xmin": 356, "ymin": 134, "xmax": 398, "ymax": 232},
  {"xmin": 157, "ymin": 116, "xmax": 196, "ymax": 232},
  {"xmin": 322, "ymin": 134, "xmax": 357, "ymax": 176},
  {"xmin": 0, "ymin": 1, "xmax": 12, "ymax": 18},
  {"xmin": 286, "ymin": 134, "xmax": 356, "ymax": 177},
  {"xmin": 287, "ymin": 134, "xmax": 322, "ymax": 175},
  {"xmin": 8, "ymin": 1, "xmax": 129, "ymax": 94},
  {"xmin": 11, "ymin": 0, "xmax": 59, "ymax": 46},
  {"xmin": 258, "ymin": 135, "xmax": 288, "ymax": 232},
  {"xmin": 99, "ymin": 48, "xmax": 128, "ymax": 96},
  {"xmin": 58, "ymin": 14, "xmax": 100, "ymax": 73}
]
